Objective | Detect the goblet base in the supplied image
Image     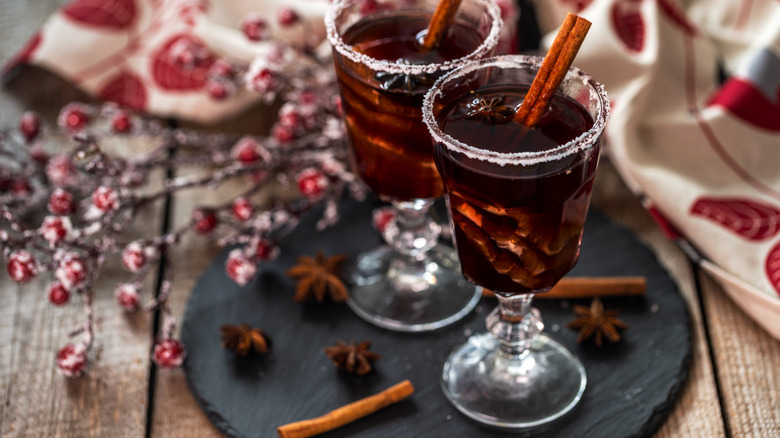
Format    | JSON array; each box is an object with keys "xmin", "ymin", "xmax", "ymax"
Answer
[
  {"xmin": 347, "ymin": 244, "xmax": 481, "ymax": 332},
  {"xmin": 442, "ymin": 332, "xmax": 586, "ymax": 429}
]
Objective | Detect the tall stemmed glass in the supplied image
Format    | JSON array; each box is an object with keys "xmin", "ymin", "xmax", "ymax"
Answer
[
  {"xmin": 325, "ymin": 0, "xmax": 502, "ymax": 331},
  {"xmin": 423, "ymin": 55, "xmax": 610, "ymax": 427}
]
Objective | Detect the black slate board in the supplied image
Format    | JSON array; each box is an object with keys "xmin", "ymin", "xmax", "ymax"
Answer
[{"xmin": 181, "ymin": 196, "xmax": 691, "ymax": 438}]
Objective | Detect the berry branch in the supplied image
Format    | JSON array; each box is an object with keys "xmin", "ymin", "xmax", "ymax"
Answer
[{"xmin": 0, "ymin": 11, "xmax": 365, "ymax": 376}]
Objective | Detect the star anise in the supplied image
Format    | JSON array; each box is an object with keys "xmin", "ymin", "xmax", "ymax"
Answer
[
  {"xmin": 465, "ymin": 96, "xmax": 514, "ymax": 124},
  {"xmin": 286, "ymin": 251, "xmax": 348, "ymax": 303},
  {"xmin": 375, "ymin": 59, "xmax": 433, "ymax": 92},
  {"xmin": 220, "ymin": 324, "xmax": 272, "ymax": 356},
  {"xmin": 566, "ymin": 298, "xmax": 630, "ymax": 347},
  {"xmin": 324, "ymin": 340, "xmax": 381, "ymax": 375}
]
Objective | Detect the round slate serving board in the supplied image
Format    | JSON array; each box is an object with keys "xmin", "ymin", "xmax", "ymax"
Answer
[{"xmin": 181, "ymin": 196, "xmax": 691, "ymax": 438}]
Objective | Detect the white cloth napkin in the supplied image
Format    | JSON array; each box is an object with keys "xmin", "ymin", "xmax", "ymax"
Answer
[{"xmin": 533, "ymin": 0, "xmax": 780, "ymax": 338}]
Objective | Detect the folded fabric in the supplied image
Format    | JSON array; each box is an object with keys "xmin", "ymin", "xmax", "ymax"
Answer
[
  {"xmin": 532, "ymin": 0, "xmax": 780, "ymax": 338},
  {"xmin": 1, "ymin": 0, "xmax": 518, "ymax": 124}
]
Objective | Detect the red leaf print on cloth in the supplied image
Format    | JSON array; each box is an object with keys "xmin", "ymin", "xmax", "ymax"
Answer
[
  {"xmin": 151, "ymin": 34, "xmax": 215, "ymax": 91},
  {"xmin": 98, "ymin": 71, "xmax": 147, "ymax": 110},
  {"xmin": 690, "ymin": 197, "xmax": 780, "ymax": 241},
  {"xmin": 63, "ymin": 0, "xmax": 136, "ymax": 30},
  {"xmin": 611, "ymin": 0, "xmax": 645, "ymax": 52},
  {"xmin": 2, "ymin": 32, "xmax": 42, "ymax": 76},
  {"xmin": 765, "ymin": 241, "xmax": 780, "ymax": 297},
  {"xmin": 707, "ymin": 49, "xmax": 780, "ymax": 132}
]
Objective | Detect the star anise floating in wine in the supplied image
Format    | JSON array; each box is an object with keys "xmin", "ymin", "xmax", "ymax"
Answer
[
  {"xmin": 465, "ymin": 96, "xmax": 514, "ymax": 124},
  {"xmin": 220, "ymin": 324, "xmax": 272, "ymax": 356},
  {"xmin": 324, "ymin": 340, "xmax": 381, "ymax": 375},
  {"xmin": 566, "ymin": 298, "xmax": 629, "ymax": 346},
  {"xmin": 286, "ymin": 251, "xmax": 348, "ymax": 303},
  {"xmin": 375, "ymin": 59, "xmax": 433, "ymax": 92}
]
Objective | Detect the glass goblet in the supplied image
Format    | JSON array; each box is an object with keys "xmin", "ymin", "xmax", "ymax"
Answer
[
  {"xmin": 423, "ymin": 54, "xmax": 610, "ymax": 427},
  {"xmin": 325, "ymin": 0, "xmax": 502, "ymax": 331}
]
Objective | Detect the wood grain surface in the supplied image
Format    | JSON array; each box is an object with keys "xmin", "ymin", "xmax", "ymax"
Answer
[{"xmin": 0, "ymin": 1, "xmax": 777, "ymax": 437}]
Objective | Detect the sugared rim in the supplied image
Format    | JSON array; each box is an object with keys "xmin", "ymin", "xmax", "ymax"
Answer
[
  {"xmin": 422, "ymin": 54, "xmax": 611, "ymax": 166},
  {"xmin": 325, "ymin": 0, "xmax": 503, "ymax": 75}
]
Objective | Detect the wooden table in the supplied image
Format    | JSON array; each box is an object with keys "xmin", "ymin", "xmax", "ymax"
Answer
[{"xmin": 1, "ymin": 2, "xmax": 778, "ymax": 437}]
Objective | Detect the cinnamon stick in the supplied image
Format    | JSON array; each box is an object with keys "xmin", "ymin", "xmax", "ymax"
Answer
[
  {"xmin": 482, "ymin": 276, "xmax": 646, "ymax": 299},
  {"xmin": 421, "ymin": 0, "xmax": 464, "ymax": 50},
  {"xmin": 277, "ymin": 380, "xmax": 415, "ymax": 438},
  {"xmin": 513, "ymin": 13, "xmax": 591, "ymax": 126}
]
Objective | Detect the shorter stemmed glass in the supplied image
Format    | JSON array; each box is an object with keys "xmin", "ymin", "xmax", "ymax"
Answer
[{"xmin": 423, "ymin": 54, "xmax": 610, "ymax": 427}]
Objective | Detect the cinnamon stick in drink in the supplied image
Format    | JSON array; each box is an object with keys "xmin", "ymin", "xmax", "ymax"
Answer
[
  {"xmin": 422, "ymin": 0, "xmax": 464, "ymax": 50},
  {"xmin": 513, "ymin": 13, "xmax": 591, "ymax": 126}
]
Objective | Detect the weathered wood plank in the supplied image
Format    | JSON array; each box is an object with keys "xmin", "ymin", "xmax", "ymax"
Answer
[
  {"xmin": 0, "ymin": 2, "xmax": 163, "ymax": 433},
  {"xmin": 150, "ymin": 114, "xmax": 278, "ymax": 438},
  {"xmin": 591, "ymin": 161, "xmax": 726, "ymax": 438},
  {"xmin": 0, "ymin": 128, "xmax": 164, "ymax": 437},
  {"xmin": 699, "ymin": 271, "xmax": 780, "ymax": 437}
]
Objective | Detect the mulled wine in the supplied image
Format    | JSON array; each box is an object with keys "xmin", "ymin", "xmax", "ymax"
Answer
[
  {"xmin": 332, "ymin": 10, "xmax": 491, "ymax": 201},
  {"xmin": 434, "ymin": 84, "xmax": 601, "ymax": 293},
  {"xmin": 424, "ymin": 51, "xmax": 609, "ymax": 431},
  {"xmin": 325, "ymin": 0, "xmax": 502, "ymax": 332}
]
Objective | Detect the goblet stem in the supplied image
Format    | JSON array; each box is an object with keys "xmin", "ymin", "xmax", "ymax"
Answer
[
  {"xmin": 346, "ymin": 198, "xmax": 480, "ymax": 331},
  {"xmin": 489, "ymin": 293, "xmax": 545, "ymax": 356},
  {"xmin": 383, "ymin": 199, "xmax": 439, "ymax": 258},
  {"xmin": 442, "ymin": 291, "xmax": 586, "ymax": 427},
  {"xmin": 381, "ymin": 199, "xmax": 443, "ymax": 295}
]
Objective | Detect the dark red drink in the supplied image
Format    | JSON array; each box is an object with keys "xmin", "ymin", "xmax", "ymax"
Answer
[
  {"xmin": 433, "ymin": 85, "xmax": 602, "ymax": 293},
  {"xmin": 332, "ymin": 10, "xmax": 491, "ymax": 201}
]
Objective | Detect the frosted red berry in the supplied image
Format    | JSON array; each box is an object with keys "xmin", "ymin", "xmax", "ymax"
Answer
[
  {"xmin": 372, "ymin": 207, "xmax": 396, "ymax": 234},
  {"xmin": 152, "ymin": 339, "xmax": 186, "ymax": 369},
  {"xmin": 48, "ymin": 188, "xmax": 74, "ymax": 215},
  {"xmin": 46, "ymin": 154, "xmax": 76, "ymax": 187},
  {"xmin": 19, "ymin": 111, "xmax": 41, "ymax": 142},
  {"xmin": 56, "ymin": 343, "xmax": 88, "ymax": 377},
  {"xmin": 115, "ymin": 283, "xmax": 140, "ymax": 312},
  {"xmin": 278, "ymin": 107, "xmax": 302, "ymax": 128},
  {"xmin": 254, "ymin": 238, "xmax": 278, "ymax": 261},
  {"xmin": 40, "ymin": 215, "xmax": 71, "ymax": 245},
  {"xmin": 7, "ymin": 250, "xmax": 38, "ymax": 283},
  {"xmin": 241, "ymin": 14, "xmax": 269, "ymax": 41},
  {"xmin": 92, "ymin": 186, "xmax": 119, "ymax": 212},
  {"xmin": 30, "ymin": 145, "xmax": 49, "ymax": 164},
  {"xmin": 225, "ymin": 249, "xmax": 258, "ymax": 286},
  {"xmin": 248, "ymin": 67, "xmax": 278, "ymax": 94},
  {"xmin": 231, "ymin": 137, "xmax": 262, "ymax": 164},
  {"xmin": 205, "ymin": 79, "xmax": 230, "ymax": 100},
  {"xmin": 112, "ymin": 111, "xmax": 132, "ymax": 133},
  {"xmin": 58, "ymin": 103, "xmax": 91, "ymax": 133},
  {"xmin": 210, "ymin": 58, "xmax": 235, "ymax": 78},
  {"xmin": 296, "ymin": 168, "xmax": 329, "ymax": 200},
  {"xmin": 55, "ymin": 252, "xmax": 87, "ymax": 290},
  {"xmin": 11, "ymin": 179, "xmax": 31, "ymax": 196},
  {"xmin": 277, "ymin": 7, "xmax": 299, "ymax": 26},
  {"xmin": 48, "ymin": 282, "xmax": 70, "ymax": 306},
  {"xmin": 121, "ymin": 241, "xmax": 146, "ymax": 272},
  {"xmin": 272, "ymin": 123, "xmax": 296, "ymax": 144},
  {"xmin": 231, "ymin": 197, "xmax": 253, "ymax": 222},
  {"xmin": 192, "ymin": 209, "xmax": 218, "ymax": 234}
]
